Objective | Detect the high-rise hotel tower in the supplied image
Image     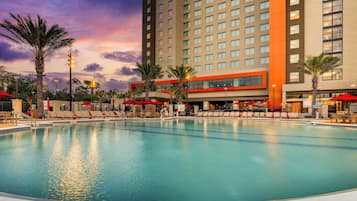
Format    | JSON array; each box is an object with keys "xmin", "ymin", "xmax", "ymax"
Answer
[{"xmin": 137, "ymin": 0, "xmax": 357, "ymax": 112}]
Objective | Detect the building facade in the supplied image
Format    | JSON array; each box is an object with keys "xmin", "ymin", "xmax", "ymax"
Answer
[{"xmin": 137, "ymin": 0, "xmax": 357, "ymax": 112}]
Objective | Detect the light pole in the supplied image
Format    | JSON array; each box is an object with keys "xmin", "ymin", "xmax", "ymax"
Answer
[
  {"xmin": 68, "ymin": 49, "xmax": 74, "ymax": 111},
  {"xmin": 272, "ymin": 84, "xmax": 276, "ymax": 112},
  {"xmin": 90, "ymin": 80, "xmax": 96, "ymax": 104}
]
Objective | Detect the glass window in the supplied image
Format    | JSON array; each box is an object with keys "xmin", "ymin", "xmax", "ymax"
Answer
[
  {"xmin": 245, "ymin": 37, "xmax": 255, "ymax": 45},
  {"xmin": 290, "ymin": 24, "xmax": 300, "ymax": 35},
  {"xmin": 231, "ymin": 29, "xmax": 240, "ymax": 37},
  {"xmin": 206, "ymin": 0, "xmax": 213, "ymax": 3},
  {"xmin": 245, "ymin": 26, "xmax": 255, "ymax": 34},
  {"xmin": 231, "ymin": 39, "xmax": 240, "ymax": 47},
  {"xmin": 183, "ymin": 49, "xmax": 190, "ymax": 55},
  {"xmin": 184, "ymin": 13, "xmax": 190, "ymax": 19},
  {"xmin": 245, "ymin": 15, "xmax": 255, "ymax": 24},
  {"xmin": 245, "ymin": 5, "xmax": 255, "ymax": 13},
  {"xmin": 184, "ymin": 22, "xmax": 190, "ymax": 29},
  {"xmin": 206, "ymin": 44, "xmax": 214, "ymax": 51},
  {"xmin": 194, "ymin": 46, "xmax": 201, "ymax": 53},
  {"xmin": 206, "ymin": 25, "xmax": 214, "ymax": 32},
  {"xmin": 289, "ymin": 72, "xmax": 300, "ymax": 82},
  {"xmin": 194, "ymin": 56, "xmax": 201, "ymax": 62},
  {"xmin": 218, "ymin": 32, "xmax": 226, "ymax": 39},
  {"xmin": 194, "ymin": 28, "xmax": 202, "ymax": 35},
  {"xmin": 290, "ymin": 0, "xmax": 299, "ymax": 6},
  {"xmin": 231, "ymin": 60, "xmax": 240, "ymax": 68},
  {"xmin": 218, "ymin": 42, "xmax": 226, "ymax": 49},
  {"xmin": 183, "ymin": 58, "xmax": 190, "ymax": 64},
  {"xmin": 290, "ymin": 39, "xmax": 299, "ymax": 49},
  {"xmin": 218, "ymin": 12, "xmax": 226, "ymax": 20},
  {"xmin": 260, "ymin": 1, "xmax": 269, "ymax": 9},
  {"xmin": 194, "ymin": 65, "xmax": 201, "ymax": 72},
  {"xmin": 206, "ymin": 6, "xmax": 213, "ymax": 13},
  {"xmin": 245, "ymin": 58, "xmax": 255, "ymax": 66},
  {"xmin": 260, "ymin": 23, "xmax": 269, "ymax": 31},
  {"xmin": 183, "ymin": 31, "xmax": 189, "ymax": 37},
  {"xmin": 231, "ymin": 50, "xmax": 240, "ymax": 57},
  {"xmin": 323, "ymin": 27, "xmax": 342, "ymax": 40},
  {"xmin": 260, "ymin": 45, "xmax": 269, "ymax": 53},
  {"xmin": 231, "ymin": 19, "xmax": 240, "ymax": 26},
  {"xmin": 245, "ymin": 47, "xmax": 255, "ymax": 56},
  {"xmin": 260, "ymin": 34, "xmax": 269, "ymax": 42},
  {"xmin": 323, "ymin": 13, "xmax": 342, "ymax": 27},
  {"xmin": 218, "ymin": 52, "xmax": 226, "ymax": 59},
  {"xmin": 290, "ymin": 10, "xmax": 300, "ymax": 20},
  {"xmin": 218, "ymin": 2, "xmax": 226, "ymax": 10},
  {"xmin": 260, "ymin": 12, "xmax": 269, "ymax": 20},
  {"xmin": 194, "ymin": 10, "xmax": 202, "ymax": 16},
  {"xmin": 205, "ymin": 64, "xmax": 214, "ymax": 70},
  {"xmin": 194, "ymin": 0, "xmax": 202, "ymax": 7},
  {"xmin": 205, "ymin": 54, "xmax": 214, "ymax": 61},
  {"xmin": 206, "ymin": 35, "xmax": 213, "ymax": 42},
  {"xmin": 206, "ymin": 15, "xmax": 214, "ymax": 23},
  {"xmin": 260, "ymin": 57, "xmax": 269, "ymax": 65},
  {"xmin": 290, "ymin": 54, "xmax": 299, "ymax": 63},
  {"xmin": 218, "ymin": 22, "xmax": 227, "ymax": 29},
  {"xmin": 231, "ymin": 0, "xmax": 240, "ymax": 6},
  {"xmin": 218, "ymin": 62, "xmax": 226, "ymax": 69},
  {"xmin": 231, "ymin": 8, "xmax": 240, "ymax": 16},
  {"xmin": 194, "ymin": 37, "xmax": 202, "ymax": 44},
  {"xmin": 194, "ymin": 19, "xmax": 202, "ymax": 26}
]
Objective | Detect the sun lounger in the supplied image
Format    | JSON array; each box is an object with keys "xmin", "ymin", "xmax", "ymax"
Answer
[
  {"xmin": 266, "ymin": 112, "xmax": 273, "ymax": 118},
  {"xmin": 280, "ymin": 112, "xmax": 288, "ymax": 119},
  {"xmin": 76, "ymin": 111, "xmax": 92, "ymax": 119},
  {"xmin": 259, "ymin": 112, "xmax": 266, "ymax": 118},
  {"xmin": 105, "ymin": 111, "xmax": 119, "ymax": 118},
  {"xmin": 273, "ymin": 112, "xmax": 281, "ymax": 118},
  {"xmin": 288, "ymin": 112, "xmax": 299, "ymax": 119},
  {"xmin": 91, "ymin": 111, "xmax": 106, "ymax": 118}
]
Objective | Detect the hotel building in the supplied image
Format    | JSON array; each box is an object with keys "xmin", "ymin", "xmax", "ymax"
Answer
[{"xmin": 136, "ymin": 0, "xmax": 357, "ymax": 112}]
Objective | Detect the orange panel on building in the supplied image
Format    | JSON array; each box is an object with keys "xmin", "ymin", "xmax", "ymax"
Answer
[{"xmin": 269, "ymin": 0, "xmax": 286, "ymax": 111}]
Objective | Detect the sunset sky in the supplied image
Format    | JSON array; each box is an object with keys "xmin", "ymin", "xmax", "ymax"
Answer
[{"xmin": 0, "ymin": 0, "xmax": 142, "ymax": 91}]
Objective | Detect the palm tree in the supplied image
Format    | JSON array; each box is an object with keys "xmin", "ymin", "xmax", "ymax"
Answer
[
  {"xmin": 167, "ymin": 64, "xmax": 195, "ymax": 104},
  {"xmin": 0, "ymin": 14, "xmax": 74, "ymax": 118},
  {"xmin": 301, "ymin": 53, "xmax": 340, "ymax": 117},
  {"xmin": 107, "ymin": 89, "xmax": 118, "ymax": 111},
  {"xmin": 133, "ymin": 63, "xmax": 163, "ymax": 100}
]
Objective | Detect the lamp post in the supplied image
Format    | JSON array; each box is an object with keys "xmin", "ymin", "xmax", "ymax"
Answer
[
  {"xmin": 68, "ymin": 49, "xmax": 74, "ymax": 111},
  {"xmin": 90, "ymin": 80, "xmax": 96, "ymax": 104},
  {"xmin": 272, "ymin": 84, "xmax": 276, "ymax": 112}
]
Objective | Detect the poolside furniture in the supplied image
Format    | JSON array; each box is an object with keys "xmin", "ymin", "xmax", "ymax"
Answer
[
  {"xmin": 197, "ymin": 111, "xmax": 203, "ymax": 117},
  {"xmin": 288, "ymin": 112, "xmax": 299, "ymax": 119},
  {"xmin": 242, "ymin": 112, "xmax": 248, "ymax": 118},
  {"xmin": 105, "ymin": 111, "xmax": 119, "ymax": 118},
  {"xmin": 0, "ymin": 111, "xmax": 12, "ymax": 123},
  {"xmin": 76, "ymin": 111, "xmax": 92, "ymax": 119},
  {"xmin": 218, "ymin": 111, "xmax": 224, "ymax": 117},
  {"xmin": 266, "ymin": 112, "xmax": 273, "ymax": 118},
  {"xmin": 247, "ymin": 112, "xmax": 253, "ymax": 118},
  {"xmin": 351, "ymin": 113, "xmax": 357, "ymax": 123},
  {"xmin": 259, "ymin": 112, "xmax": 266, "ymax": 118},
  {"xmin": 280, "ymin": 112, "xmax": 288, "ymax": 119},
  {"xmin": 253, "ymin": 112, "xmax": 259, "ymax": 118},
  {"xmin": 55, "ymin": 111, "xmax": 76, "ymax": 119},
  {"xmin": 273, "ymin": 112, "xmax": 281, "ymax": 118},
  {"xmin": 91, "ymin": 111, "xmax": 106, "ymax": 118},
  {"xmin": 223, "ymin": 112, "xmax": 230, "ymax": 117}
]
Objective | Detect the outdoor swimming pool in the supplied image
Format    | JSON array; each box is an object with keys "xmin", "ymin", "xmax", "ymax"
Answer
[{"xmin": 0, "ymin": 119, "xmax": 356, "ymax": 201}]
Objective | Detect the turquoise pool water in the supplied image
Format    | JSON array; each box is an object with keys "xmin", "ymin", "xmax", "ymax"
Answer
[{"xmin": 0, "ymin": 119, "xmax": 356, "ymax": 201}]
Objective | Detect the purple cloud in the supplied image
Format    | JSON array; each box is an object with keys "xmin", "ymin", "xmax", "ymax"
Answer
[
  {"xmin": 129, "ymin": 76, "xmax": 140, "ymax": 82},
  {"xmin": 87, "ymin": 0, "xmax": 141, "ymax": 16},
  {"xmin": 102, "ymin": 79, "xmax": 129, "ymax": 90},
  {"xmin": 83, "ymin": 63, "xmax": 104, "ymax": 72},
  {"xmin": 102, "ymin": 51, "xmax": 141, "ymax": 63},
  {"xmin": 0, "ymin": 41, "xmax": 30, "ymax": 62},
  {"xmin": 115, "ymin": 66, "xmax": 137, "ymax": 76}
]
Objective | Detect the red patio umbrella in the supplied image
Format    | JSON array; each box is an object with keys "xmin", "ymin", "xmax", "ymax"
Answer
[
  {"xmin": 0, "ymin": 90, "xmax": 12, "ymax": 98},
  {"xmin": 81, "ymin": 101, "xmax": 91, "ymax": 106},
  {"xmin": 123, "ymin": 99, "xmax": 137, "ymax": 104},
  {"xmin": 331, "ymin": 93, "xmax": 357, "ymax": 101},
  {"xmin": 153, "ymin": 101, "xmax": 163, "ymax": 105}
]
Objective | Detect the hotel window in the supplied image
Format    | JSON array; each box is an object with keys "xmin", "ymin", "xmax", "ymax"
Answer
[
  {"xmin": 218, "ymin": 32, "xmax": 226, "ymax": 40},
  {"xmin": 184, "ymin": 13, "xmax": 190, "ymax": 19},
  {"xmin": 168, "ymin": 47, "xmax": 172, "ymax": 53},
  {"xmin": 260, "ymin": 12, "xmax": 269, "ymax": 20},
  {"xmin": 218, "ymin": 62, "xmax": 226, "ymax": 69},
  {"xmin": 231, "ymin": 39, "xmax": 240, "ymax": 47},
  {"xmin": 245, "ymin": 47, "xmax": 255, "ymax": 56},
  {"xmin": 260, "ymin": 23, "xmax": 269, "ymax": 32},
  {"xmin": 147, "ymin": 24, "xmax": 151, "ymax": 30},
  {"xmin": 147, "ymin": 7, "xmax": 151, "ymax": 13},
  {"xmin": 218, "ymin": 42, "xmax": 226, "ymax": 49},
  {"xmin": 146, "ymin": 51, "xmax": 150, "ymax": 56},
  {"xmin": 245, "ymin": 5, "xmax": 255, "ymax": 13},
  {"xmin": 231, "ymin": 29, "xmax": 240, "ymax": 37},
  {"xmin": 159, "ymin": 48, "xmax": 163, "ymax": 55},
  {"xmin": 146, "ymin": 42, "xmax": 151, "ymax": 48},
  {"xmin": 231, "ymin": 0, "xmax": 240, "ymax": 6},
  {"xmin": 168, "ymin": 28, "xmax": 173, "ymax": 35},
  {"xmin": 245, "ymin": 26, "xmax": 255, "ymax": 34},
  {"xmin": 159, "ymin": 13, "xmax": 163, "ymax": 19},
  {"xmin": 218, "ymin": 2, "xmax": 226, "ymax": 10},
  {"xmin": 245, "ymin": 58, "xmax": 255, "ymax": 66},
  {"xmin": 206, "ymin": 6, "xmax": 213, "ymax": 13},
  {"xmin": 183, "ymin": 49, "xmax": 190, "ymax": 55},
  {"xmin": 206, "ymin": 0, "xmax": 213, "ymax": 3},
  {"xmin": 231, "ymin": 50, "xmax": 240, "ymax": 57},
  {"xmin": 194, "ymin": 46, "xmax": 201, "ymax": 53},
  {"xmin": 289, "ymin": 54, "xmax": 299, "ymax": 63},
  {"xmin": 218, "ymin": 52, "xmax": 226, "ymax": 59},
  {"xmin": 194, "ymin": 19, "xmax": 202, "ymax": 26},
  {"xmin": 323, "ymin": 13, "xmax": 342, "ymax": 27},
  {"xmin": 168, "ymin": 10, "xmax": 173, "ymax": 16},
  {"xmin": 194, "ymin": 37, "xmax": 202, "ymax": 44},
  {"xmin": 147, "ymin": 0, "xmax": 151, "ymax": 4},
  {"xmin": 218, "ymin": 13, "xmax": 226, "ymax": 20},
  {"xmin": 245, "ymin": 37, "xmax": 255, "ymax": 45},
  {"xmin": 231, "ymin": 19, "xmax": 240, "ymax": 26},
  {"xmin": 168, "ymin": 38, "xmax": 173, "ymax": 44},
  {"xmin": 323, "ymin": 40, "xmax": 342, "ymax": 53},
  {"xmin": 260, "ymin": 57, "xmax": 269, "ymax": 65},
  {"xmin": 168, "ymin": 56, "xmax": 173, "ymax": 63},
  {"xmin": 146, "ymin": 33, "xmax": 151, "ymax": 39},
  {"xmin": 290, "ymin": 0, "xmax": 299, "ymax": 6},
  {"xmin": 289, "ymin": 72, "xmax": 300, "ymax": 82},
  {"xmin": 159, "ymin": 4, "xmax": 164, "ymax": 11},
  {"xmin": 183, "ymin": 40, "xmax": 190, "ymax": 46},
  {"xmin": 290, "ymin": 25, "xmax": 300, "ymax": 35},
  {"xmin": 194, "ymin": 65, "xmax": 201, "ymax": 72},
  {"xmin": 245, "ymin": 16, "xmax": 255, "ymax": 24},
  {"xmin": 194, "ymin": 56, "xmax": 201, "ymax": 62},
  {"xmin": 194, "ymin": 10, "xmax": 202, "ymax": 16},
  {"xmin": 322, "ymin": 67, "xmax": 343, "ymax": 80},
  {"xmin": 184, "ymin": 22, "xmax": 190, "ymax": 29},
  {"xmin": 183, "ymin": 31, "xmax": 189, "ymax": 37},
  {"xmin": 260, "ymin": 1, "xmax": 269, "ymax": 9},
  {"xmin": 231, "ymin": 9, "xmax": 240, "ymax": 16},
  {"xmin": 184, "ymin": 4, "xmax": 190, "ymax": 11},
  {"xmin": 245, "ymin": 0, "xmax": 253, "ymax": 3},
  {"xmin": 194, "ymin": 0, "xmax": 202, "ymax": 8},
  {"xmin": 290, "ymin": 39, "xmax": 299, "ymax": 49},
  {"xmin": 168, "ymin": 1, "xmax": 173, "ymax": 8},
  {"xmin": 159, "ymin": 22, "xmax": 163, "ymax": 29},
  {"xmin": 194, "ymin": 28, "xmax": 202, "ymax": 35},
  {"xmin": 206, "ymin": 15, "xmax": 214, "ymax": 23},
  {"xmin": 260, "ymin": 34, "xmax": 269, "ymax": 42},
  {"xmin": 218, "ymin": 22, "xmax": 227, "ymax": 30},
  {"xmin": 159, "ymin": 40, "xmax": 163, "ymax": 46},
  {"xmin": 159, "ymin": 31, "xmax": 163, "ymax": 37},
  {"xmin": 206, "ymin": 35, "xmax": 213, "ymax": 42},
  {"xmin": 147, "ymin": 16, "xmax": 151, "ymax": 21},
  {"xmin": 205, "ymin": 54, "xmax": 214, "ymax": 61},
  {"xmin": 205, "ymin": 64, "xmax": 214, "ymax": 70},
  {"xmin": 206, "ymin": 44, "xmax": 214, "ymax": 51},
  {"xmin": 183, "ymin": 58, "xmax": 190, "ymax": 64},
  {"xmin": 260, "ymin": 45, "xmax": 269, "ymax": 53},
  {"xmin": 206, "ymin": 25, "xmax": 214, "ymax": 32},
  {"xmin": 323, "ymin": 26, "xmax": 342, "ymax": 40},
  {"xmin": 231, "ymin": 60, "xmax": 240, "ymax": 68},
  {"xmin": 290, "ymin": 10, "xmax": 300, "ymax": 20}
]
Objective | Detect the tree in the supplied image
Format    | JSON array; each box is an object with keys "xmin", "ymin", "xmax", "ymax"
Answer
[
  {"xmin": 133, "ymin": 63, "xmax": 163, "ymax": 100},
  {"xmin": 167, "ymin": 64, "xmax": 195, "ymax": 104},
  {"xmin": 300, "ymin": 53, "xmax": 340, "ymax": 117},
  {"xmin": 0, "ymin": 14, "xmax": 74, "ymax": 118}
]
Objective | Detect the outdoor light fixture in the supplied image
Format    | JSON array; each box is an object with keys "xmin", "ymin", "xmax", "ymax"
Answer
[{"xmin": 68, "ymin": 48, "xmax": 75, "ymax": 111}]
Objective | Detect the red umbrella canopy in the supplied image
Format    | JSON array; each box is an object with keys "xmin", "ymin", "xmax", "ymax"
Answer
[
  {"xmin": 153, "ymin": 101, "xmax": 163, "ymax": 105},
  {"xmin": 331, "ymin": 93, "xmax": 357, "ymax": 101},
  {"xmin": 0, "ymin": 90, "xmax": 12, "ymax": 98},
  {"xmin": 123, "ymin": 99, "xmax": 137, "ymax": 104},
  {"xmin": 81, "ymin": 101, "xmax": 91, "ymax": 106}
]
